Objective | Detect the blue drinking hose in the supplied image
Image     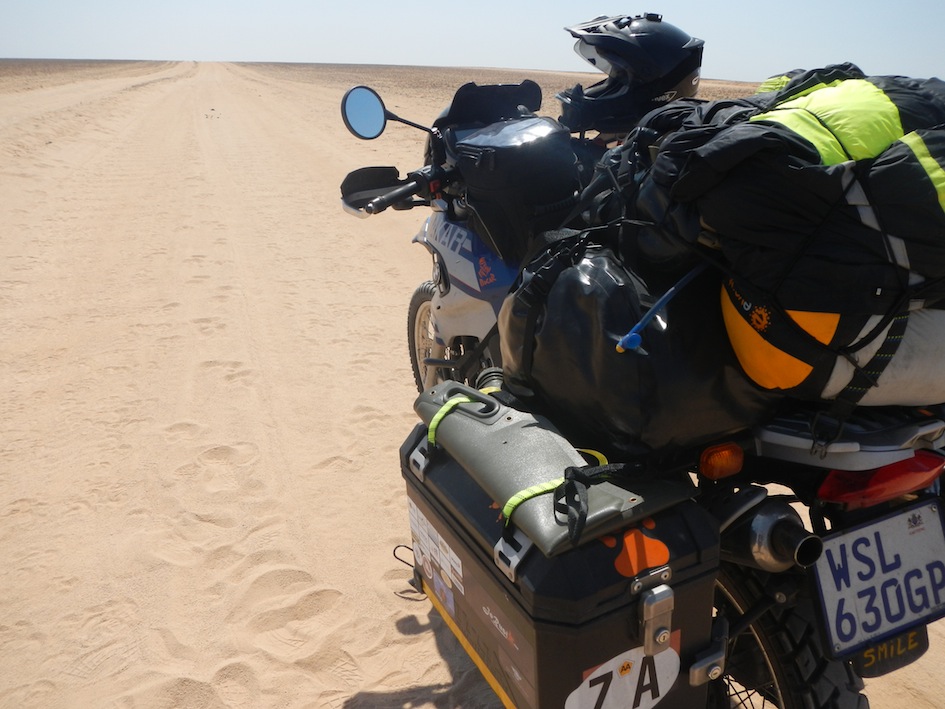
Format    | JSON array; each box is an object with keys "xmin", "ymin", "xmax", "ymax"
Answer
[{"xmin": 616, "ymin": 263, "xmax": 708, "ymax": 353}]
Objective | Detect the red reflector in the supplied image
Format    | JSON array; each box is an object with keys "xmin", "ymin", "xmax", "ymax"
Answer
[{"xmin": 817, "ymin": 450, "xmax": 945, "ymax": 510}]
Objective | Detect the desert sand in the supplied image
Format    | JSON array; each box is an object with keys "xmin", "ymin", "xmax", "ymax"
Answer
[{"xmin": 1, "ymin": 60, "xmax": 942, "ymax": 708}]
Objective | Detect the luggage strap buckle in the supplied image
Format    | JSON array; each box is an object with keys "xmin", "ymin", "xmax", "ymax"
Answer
[{"xmin": 494, "ymin": 526, "xmax": 534, "ymax": 583}]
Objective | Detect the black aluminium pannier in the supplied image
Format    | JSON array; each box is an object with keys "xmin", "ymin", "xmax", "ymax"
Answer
[
  {"xmin": 498, "ymin": 235, "xmax": 781, "ymax": 456},
  {"xmin": 455, "ymin": 115, "xmax": 580, "ymax": 263},
  {"xmin": 400, "ymin": 386, "xmax": 719, "ymax": 708}
]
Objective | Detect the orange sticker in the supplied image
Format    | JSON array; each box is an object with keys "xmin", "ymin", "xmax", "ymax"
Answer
[{"xmin": 612, "ymin": 527, "xmax": 670, "ymax": 578}]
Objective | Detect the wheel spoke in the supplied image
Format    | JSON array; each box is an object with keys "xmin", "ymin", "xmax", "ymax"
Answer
[{"xmin": 715, "ymin": 574, "xmax": 785, "ymax": 708}]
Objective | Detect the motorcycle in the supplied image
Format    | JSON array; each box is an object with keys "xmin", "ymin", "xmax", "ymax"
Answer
[
  {"xmin": 339, "ymin": 41, "xmax": 945, "ymax": 709},
  {"xmin": 340, "ymin": 80, "xmax": 598, "ymax": 392}
]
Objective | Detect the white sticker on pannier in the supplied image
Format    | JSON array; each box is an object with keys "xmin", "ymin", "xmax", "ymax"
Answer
[{"xmin": 565, "ymin": 644, "xmax": 680, "ymax": 709}]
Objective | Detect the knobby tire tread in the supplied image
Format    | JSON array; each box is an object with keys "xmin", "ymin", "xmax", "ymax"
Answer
[{"xmin": 719, "ymin": 563, "xmax": 869, "ymax": 709}]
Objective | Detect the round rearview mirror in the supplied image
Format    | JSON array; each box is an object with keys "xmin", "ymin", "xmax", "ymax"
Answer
[{"xmin": 341, "ymin": 86, "xmax": 388, "ymax": 140}]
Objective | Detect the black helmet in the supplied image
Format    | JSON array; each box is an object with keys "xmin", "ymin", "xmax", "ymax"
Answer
[{"xmin": 557, "ymin": 13, "xmax": 704, "ymax": 134}]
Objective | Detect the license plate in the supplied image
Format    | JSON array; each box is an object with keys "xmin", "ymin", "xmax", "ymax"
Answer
[{"xmin": 813, "ymin": 500, "xmax": 945, "ymax": 657}]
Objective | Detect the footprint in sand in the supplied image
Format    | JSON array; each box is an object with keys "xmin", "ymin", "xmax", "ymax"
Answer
[
  {"xmin": 200, "ymin": 360, "xmax": 257, "ymax": 388},
  {"xmin": 59, "ymin": 600, "xmax": 142, "ymax": 682},
  {"xmin": 224, "ymin": 368, "xmax": 256, "ymax": 386},
  {"xmin": 119, "ymin": 632, "xmax": 264, "ymax": 707},
  {"xmin": 200, "ymin": 359, "xmax": 243, "ymax": 371},
  {"xmin": 1, "ymin": 498, "xmax": 49, "ymax": 537},
  {"xmin": 212, "ymin": 662, "xmax": 261, "ymax": 708},
  {"xmin": 163, "ymin": 420, "xmax": 207, "ymax": 442},
  {"xmin": 226, "ymin": 567, "xmax": 345, "ymax": 663},
  {"xmin": 299, "ymin": 647, "xmax": 365, "ymax": 696},
  {"xmin": 133, "ymin": 505, "xmax": 249, "ymax": 568},
  {"xmin": 311, "ymin": 454, "xmax": 354, "ymax": 474},
  {"xmin": 196, "ymin": 442, "xmax": 260, "ymax": 493},
  {"xmin": 191, "ymin": 316, "xmax": 226, "ymax": 334},
  {"xmin": 127, "ymin": 677, "xmax": 218, "ymax": 707},
  {"xmin": 349, "ymin": 403, "xmax": 388, "ymax": 426}
]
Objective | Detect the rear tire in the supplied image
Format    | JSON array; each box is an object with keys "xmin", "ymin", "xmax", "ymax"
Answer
[{"xmin": 713, "ymin": 563, "xmax": 869, "ymax": 708}]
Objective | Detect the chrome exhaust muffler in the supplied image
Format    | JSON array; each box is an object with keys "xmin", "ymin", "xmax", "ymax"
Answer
[{"xmin": 721, "ymin": 498, "xmax": 823, "ymax": 573}]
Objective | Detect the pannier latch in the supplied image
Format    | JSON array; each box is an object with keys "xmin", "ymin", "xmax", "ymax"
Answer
[
  {"xmin": 689, "ymin": 616, "xmax": 728, "ymax": 686},
  {"xmin": 640, "ymin": 584, "xmax": 674, "ymax": 656},
  {"xmin": 494, "ymin": 526, "xmax": 534, "ymax": 583}
]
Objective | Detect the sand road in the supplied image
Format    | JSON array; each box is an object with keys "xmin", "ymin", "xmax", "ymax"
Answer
[{"xmin": 0, "ymin": 60, "xmax": 942, "ymax": 707}]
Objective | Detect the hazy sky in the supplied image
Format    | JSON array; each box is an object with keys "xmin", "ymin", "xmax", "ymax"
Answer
[{"xmin": 2, "ymin": 1, "xmax": 943, "ymax": 83}]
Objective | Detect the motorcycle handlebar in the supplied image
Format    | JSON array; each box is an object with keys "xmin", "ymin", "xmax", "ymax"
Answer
[{"xmin": 364, "ymin": 180, "xmax": 422, "ymax": 215}]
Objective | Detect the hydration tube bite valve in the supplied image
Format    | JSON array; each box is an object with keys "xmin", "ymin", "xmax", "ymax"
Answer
[{"xmin": 616, "ymin": 263, "xmax": 707, "ymax": 354}]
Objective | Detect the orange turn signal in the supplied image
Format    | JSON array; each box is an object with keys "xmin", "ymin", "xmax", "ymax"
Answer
[{"xmin": 699, "ymin": 442, "xmax": 745, "ymax": 480}]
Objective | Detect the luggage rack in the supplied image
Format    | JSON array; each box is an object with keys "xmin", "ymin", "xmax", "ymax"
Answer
[{"xmin": 753, "ymin": 405, "xmax": 945, "ymax": 470}]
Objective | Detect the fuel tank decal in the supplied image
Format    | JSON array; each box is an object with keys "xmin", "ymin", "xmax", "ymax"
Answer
[
  {"xmin": 421, "ymin": 212, "xmax": 516, "ymax": 299},
  {"xmin": 427, "ymin": 216, "xmax": 481, "ymax": 293},
  {"xmin": 477, "ymin": 256, "xmax": 497, "ymax": 288}
]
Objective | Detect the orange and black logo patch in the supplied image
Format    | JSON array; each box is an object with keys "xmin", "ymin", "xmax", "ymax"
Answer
[
  {"xmin": 727, "ymin": 278, "xmax": 772, "ymax": 333},
  {"xmin": 750, "ymin": 305, "xmax": 771, "ymax": 332}
]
